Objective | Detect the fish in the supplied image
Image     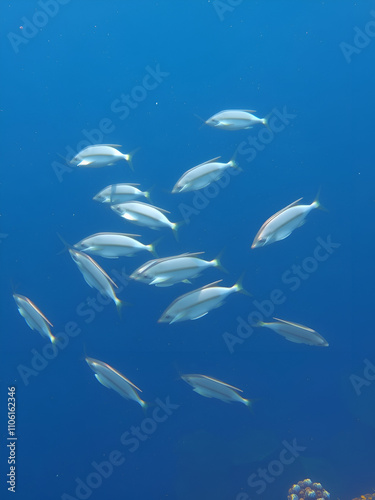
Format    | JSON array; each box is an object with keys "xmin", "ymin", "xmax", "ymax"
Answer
[
  {"xmin": 86, "ymin": 357, "xmax": 147, "ymax": 408},
  {"xmin": 93, "ymin": 183, "xmax": 150, "ymax": 204},
  {"xmin": 181, "ymin": 374, "xmax": 251, "ymax": 406},
  {"xmin": 130, "ymin": 252, "xmax": 223, "ymax": 287},
  {"xmin": 158, "ymin": 278, "xmax": 246, "ymax": 323},
  {"xmin": 13, "ymin": 294, "xmax": 56, "ymax": 343},
  {"xmin": 205, "ymin": 109, "xmax": 268, "ymax": 130},
  {"xmin": 111, "ymin": 201, "xmax": 180, "ymax": 235},
  {"xmin": 251, "ymin": 196, "xmax": 320, "ymax": 248},
  {"xmin": 74, "ymin": 232, "xmax": 157, "ymax": 258},
  {"xmin": 70, "ymin": 144, "xmax": 134, "ymax": 169},
  {"xmin": 256, "ymin": 318, "xmax": 329, "ymax": 346},
  {"xmin": 172, "ymin": 156, "xmax": 239, "ymax": 193},
  {"xmin": 68, "ymin": 248, "xmax": 122, "ymax": 312}
]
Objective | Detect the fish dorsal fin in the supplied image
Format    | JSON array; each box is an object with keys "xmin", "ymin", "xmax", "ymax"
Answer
[
  {"xmin": 194, "ymin": 156, "xmax": 221, "ymax": 168},
  {"xmin": 200, "ymin": 279, "xmax": 223, "ymax": 290},
  {"xmin": 242, "ymin": 109, "xmax": 256, "ymax": 112},
  {"xmin": 157, "ymin": 252, "xmax": 206, "ymax": 263},
  {"xmin": 126, "ymin": 201, "xmax": 171, "ymax": 214},
  {"xmin": 102, "ymin": 362, "xmax": 143, "ymax": 392},
  {"xmin": 200, "ymin": 375, "xmax": 243, "ymax": 392},
  {"xmin": 90, "ymin": 232, "xmax": 142, "ymax": 238},
  {"xmin": 162, "ymin": 280, "xmax": 224, "ymax": 311},
  {"xmin": 119, "ymin": 183, "xmax": 140, "ymax": 187},
  {"xmin": 100, "ymin": 144, "xmax": 122, "ymax": 148},
  {"xmin": 26, "ymin": 298, "xmax": 53, "ymax": 327},
  {"xmin": 260, "ymin": 198, "xmax": 303, "ymax": 229},
  {"xmin": 118, "ymin": 374, "xmax": 143, "ymax": 392},
  {"xmin": 83, "ymin": 252, "xmax": 119, "ymax": 288},
  {"xmin": 273, "ymin": 317, "xmax": 315, "ymax": 333},
  {"xmin": 179, "ymin": 157, "xmax": 222, "ymax": 178}
]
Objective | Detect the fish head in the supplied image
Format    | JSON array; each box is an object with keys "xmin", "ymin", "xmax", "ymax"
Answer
[
  {"xmin": 13, "ymin": 294, "xmax": 23, "ymax": 306},
  {"xmin": 85, "ymin": 357, "xmax": 98, "ymax": 370},
  {"xmin": 110, "ymin": 204, "xmax": 125, "ymax": 216},
  {"xmin": 180, "ymin": 374, "xmax": 194, "ymax": 385},
  {"xmin": 158, "ymin": 310, "xmax": 179, "ymax": 323},
  {"xmin": 205, "ymin": 117, "xmax": 219, "ymax": 127},
  {"xmin": 93, "ymin": 193, "xmax": 106, "ymax": 202},
  {"xmin": 251, "ymin": 236, "xmax": 268, "ymax": 249}
]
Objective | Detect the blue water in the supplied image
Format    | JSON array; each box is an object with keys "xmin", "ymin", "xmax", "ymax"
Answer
[{"xmin": 1, "ymin": 1, "xmax": 375, "ymax": 499}]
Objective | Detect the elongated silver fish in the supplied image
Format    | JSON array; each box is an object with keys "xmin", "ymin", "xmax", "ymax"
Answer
[
  {"xmin": 181, "ymin": 374, "xmax": 251, "ymax": 406},
  {"xmin": 205, "ymin": 109, "xmax": 268, "ymax": 130},
  {"xmin": 86, "ymin": 357, "xmax": 147, "ymax": 408},
  {"xmin": 256, "ymin": 318, "xmax": 329, "ymax": 346},
  {"xmin": 172, "ymin": 157, "xmax": 238, "ymax": 193},
  {"xmin": 70, "ymin": 144, "xmax": 133, "ymax": 169},
  {"xmin": 13, "ymin": 294, "xmax": 56, "ymax": 343},
  {"xmin": 74, "ymin": 232, "xmax": 156, "ymax": 258},
  {"xmin": 130, "ymin": 252, "xmax": 222, "ymax": 286},
  {"xmin": 111, "ymin": 201, "xmax": 179, "ymax": 234},
  {"xmin": 68, "ymin": 248, "xmax": 122, "ymax": 311},
  {"xmin": 158, "ymin": 278, "xmax": 245, "ymax": 323},
  {"xmin": 93, "ymin": 183, "xmax": 150, "ymax": 204},
  {"xmin": 251, "ymin": 197, "xmax": 320, "ymax": 248}
]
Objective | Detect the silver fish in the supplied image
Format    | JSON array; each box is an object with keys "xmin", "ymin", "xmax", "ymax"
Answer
[
  {"xmin": 130, "ymin": 252, "xmax": 222, "ymax": 287},
  {"xmin": 158, "ymin": 279, "xmax": 245, "ymax": 323},
  {"xmin": 68, "ymin": 248, "xmax": 121, "ymax": 311},
  {"xmin": 205, "ymin": 109, "xmax": 268, "ymax": 130},
  {"xmin": 181, "ymin": 374, "xmax": 251, "ymax": 406},
  {"xmin": 251, "ymin": 197, "xmax": 320, "ymax": 248},
  {"xmin": 111, "ymin": 201, "xmax": 179, "ymax": 234},
  {"xmin": 256, "ymin": 318, "xmax": 329, "ymax": 346},
  {"xmin": 74, "ymin": 232, "xmax": 156, "ymax": 259},
  {"xmin": 93, "ymin": 183, "xmax": 150, "ymax": 204},
  {"xmin": 172, "ymin": 156, "xmax": 238, "ymax": 193},
  {"xmin": 86, "ymin": 357, "xmax": 146, "ymax": 408},
  {"xmin": 70, "ymin": 144, "xmax": 133, "ymax": 169},
  {"xmin": 13, "ymin": 294, "xmax": 56, "ymax": 343}
]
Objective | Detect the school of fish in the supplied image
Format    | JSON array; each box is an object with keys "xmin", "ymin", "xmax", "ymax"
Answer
[{"xmin": 14, "ymin": 110, "xmax": 326, "ymax": 409}]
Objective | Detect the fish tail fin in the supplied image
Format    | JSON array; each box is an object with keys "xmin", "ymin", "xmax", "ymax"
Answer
[
  {"xmin": 228, "ymin": 150, "xmax": 242, "ymax": 172},
  {"xmin": 313, "ymin": 187, "xmax": 328, "ymax": 212},
  {"xmin": 172, "ymin": 221, "xmax": 185, "ymax": 241},
  {"xmin": 51, "ymin": 334, "xmax": 59, "ymax": 345},
  {"xmin": 244, "ymin": 398, "xmax": 259, "ymax": 413},
  {"xmin": 115, "ymin": 298, "xmax": 124, "ymax": 319},
  {"xmin": 56, "ymin": 232, "xmax": 73, "ymax": 255},
  {"xmin": 144, "ymin": 185, "xmax": 154, "ymax": 203},
  {"xmin": 262, "ymin": 114, "xmax": 271, "ymax": 130},
  {"xmin": 124, "ymin": 147, "xmax": 140, "ymax": 171},
  {"xmin": 140, "ymin": 400, "xmax": 149, "ymax": 414},
  {"xmin": 148, "ymin": 236, "xmax": 162, "ymax": 258},
  {"xmin": 233, "ymin": 272, "xmax": 252, "ymax": 296},
  {"xmin": 252, "ymin": 321, "xmax": 265, "ymax": 328},
  {"xmin": 211, "ymin": 249, "xmax": 228, "ymax": 274}
]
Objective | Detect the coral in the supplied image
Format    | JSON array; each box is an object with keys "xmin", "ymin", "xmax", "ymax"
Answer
[{"xmin": 288, "ymin": 479, "xmax": 330, "ymax": 500}]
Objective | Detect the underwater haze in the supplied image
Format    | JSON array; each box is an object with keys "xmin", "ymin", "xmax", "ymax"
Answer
[{"xmin": 1, "ymin": 1, "xmax": 375, "ymax": 499}]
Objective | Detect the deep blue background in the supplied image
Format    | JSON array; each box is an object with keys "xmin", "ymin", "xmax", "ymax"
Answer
[{"xmin": 1, "ymin": 1, "xmax": 375, "ymax": 499}]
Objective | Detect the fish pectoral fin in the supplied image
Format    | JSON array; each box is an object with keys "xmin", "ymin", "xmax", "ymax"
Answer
[
  {"xmin": 95, "ymin": 373, "xmax": 112, "ymax": 389},
  {"xmin": 123, "ymin": 213, "xmax": 137, "ymax": 221},
  {"xmin": 278, "ymin": 231, "xmax": 293, "ymax": 241},
  {"xmin": 25, "ymin": 318, "xmax": 36, "ymax": 330},
  {"xmin": 182, "ymin": 279, "xmax": 192, "ymax": 284},
  {"xmin": 297, "ymin": 219, "xmax": 306, "ymax": 228},
  {"xmin": 77, "ymin": 159, "xmax": 94, "ymax": 167},
  {"xmin": 150, "ymin": 276, "xmax": 168, "ymax": 285},
  {"xmin": 194, "ymin": 387, "xmax": 212, "ymax": 397},
  {"xmin": 169, "ymin": 313, "xmax": 184, "ymax": 324},
  {"xmin": 191, "ymin": 312, "xmax": 208, "ymax": 320}
]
